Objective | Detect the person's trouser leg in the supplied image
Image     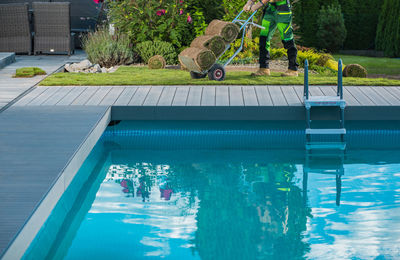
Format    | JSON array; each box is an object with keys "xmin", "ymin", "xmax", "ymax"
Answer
[
  {"xmin": 259, "ymin": 10, "xmax": 276, "ymax": 69},
  {"xmin": 276, "ymin": 10, "xmax": 299, "ymax": 71},
  {"xmin": 283, "ymin": 39, "xmax": 298, "ymax": 71}
]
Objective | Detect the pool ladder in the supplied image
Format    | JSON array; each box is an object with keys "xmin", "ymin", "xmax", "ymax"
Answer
[
  {"xmin": 303, "ymin": 59, "xmax": 346, "ymax": 151},
  {"xmin": 303, "ymin": 152, "xmax": 344, "ymax": 206}
]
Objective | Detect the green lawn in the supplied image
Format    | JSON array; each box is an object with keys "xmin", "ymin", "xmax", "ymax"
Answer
[
  {"xmin": 40, "ymin": 66, "xmax": 400, "ymax": 86},
  {"xmin": 333, "ymin": 54, "xmax": 400, "ymax": 75}
]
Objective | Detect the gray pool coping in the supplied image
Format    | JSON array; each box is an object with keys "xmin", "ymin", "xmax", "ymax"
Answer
[{"xmin": 0, "ymin": 106, "xmax": 110, "ymax": 259}]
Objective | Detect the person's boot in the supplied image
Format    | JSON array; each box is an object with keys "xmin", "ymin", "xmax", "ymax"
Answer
[
  {"xmin": 251, "ymin": 68, "xmax": 271, "ymax": 77},
  {"xmin": 281, "ymin": 69, "xmax": 298, "ymax": 77}
]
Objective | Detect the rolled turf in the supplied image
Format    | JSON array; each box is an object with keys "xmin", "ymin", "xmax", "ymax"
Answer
[
  {"xmin": 190, "ymin": 35, "xmax": 226, "ymax": 57},
  {"xmin": 148, "ymin": 55, "xmax": 166, "ymax": 69},
  {"xmin": 205, "ymin": 20, "xmax": 240, "ymax": 43},
  {"xmin": 178, "ymin": 47, "xmax": 216, "ymax": 72}
]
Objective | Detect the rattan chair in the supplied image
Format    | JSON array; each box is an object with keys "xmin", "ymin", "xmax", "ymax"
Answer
[
  {"xmin": 33, "ymin": 2, "xmax": 75, "ymax": 55},
  {"xmin": 0, "ymin": 0, "xmax": 50, "ymax": 9},
  {"xmin": 0, "ymin": 3, "xmax": 32, "ymax": 54}
]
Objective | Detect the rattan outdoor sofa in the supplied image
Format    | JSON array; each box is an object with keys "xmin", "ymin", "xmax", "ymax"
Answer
[
  {"xmin": 0, "ymin": 3, "xmax": 32, "ymax": 54},
  {"xmin": 33, "ymin": 2, "xmax": 75, "ymax": 55}
]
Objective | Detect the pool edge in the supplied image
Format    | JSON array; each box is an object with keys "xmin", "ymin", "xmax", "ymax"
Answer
[{"xmin": 0, "ymin": 107, "xmax": 111, "ymax": 260}]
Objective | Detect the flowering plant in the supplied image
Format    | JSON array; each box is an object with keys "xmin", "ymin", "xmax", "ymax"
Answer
[{"xmin": 107, "ymin": 0, "xmax": 195, "ymax": 48}]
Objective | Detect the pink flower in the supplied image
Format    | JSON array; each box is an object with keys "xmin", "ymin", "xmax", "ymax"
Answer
[
  {"xmin": 156, "ymin": 9, "xmax": 166, "ymax": 16},
  {"xmin": 187, "ymin": 14, "xmax": 192, "ymax": 23},
  {"xmin": 93, "ymin": 0, "xmax": 104, "ymax": 3},
  {"xmin": 179, "ymin": 9, "xmax": 183, "ymax": 15},
  {"xmin": 179, "ymin": 0, "xmax": 183, "ymax": 3}
]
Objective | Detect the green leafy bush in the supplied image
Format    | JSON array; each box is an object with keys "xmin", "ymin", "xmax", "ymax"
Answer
[
  {"xmin": 294, "ymin": 0, "xmax": 382, "ymax": 50},
  {"xmin": 83, "ymin": 27, "xmax": 136, "ymax": 68},
  {"xmin": 316, "ymin": 3, "xmax": 347, "ymax": 52},
  {"xmin": 343, "ymin": 64, "xmax": 368, "ymax": 78},
  {"xmin": 375, "ymin": 0, "xmax": 400, "ymax": 57},
  {"xmin": 270, "ymin": 48, "xmax": 286, "ymax": 60},
  {"xmin": 136, "ymin": 41, "xmax": 178, "ymax": 65},
  {"xmin": 14, "ymin": 67, "xmax": 46, "ymax": 78},
  {"xmin": 108, "ymin": 0, "xmax": 194, "ymax": 49}
]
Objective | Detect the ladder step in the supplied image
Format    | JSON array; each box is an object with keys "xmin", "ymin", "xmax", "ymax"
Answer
[
  {"xmin": 306, "ymin": 142, "xmax": 346, "ymax": 150},
  {"xmin": 306, "ymin": 128, "xmax": 346, "ymax": 135},
  {"xmin": 304, "ymin": 168, "xmax": 344, "ymax": 175},
  {"xmin": 304, "ymin": 96, "xmax": 345, "ymax": 107}
]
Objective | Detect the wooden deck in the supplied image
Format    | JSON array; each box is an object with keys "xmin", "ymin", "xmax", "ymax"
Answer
[
  {"xmin": 14, "ymin": 85, "xmax": 400, "ymax": 107},
  {"xmin": 13, "ymin": 85, "xmax": 400, "ymax": 120}
]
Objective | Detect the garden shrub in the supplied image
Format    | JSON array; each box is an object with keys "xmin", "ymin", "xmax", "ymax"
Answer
[
  {"xmin": 148, "ymin": 55, "xmax": 166, "ymax": 69},
  {"xmin": 136, "ymin": 41, "xmax": 178, "ymax": 65},
  {"xmin": 270, "ymin": 48, "xmax": 286, "ymax": 60},
  {"xmin": 375, "ymin": 0, "xmax": 400, "ymax": 57},
  {"xmin": 294, "ymin": 0, "xmax": 382, "ymax": 50},
  {"xmin": 108, "ymin": 0, "xmax": 195, "ymax": 49},
  {"xmin": 343, "ymin": 64, "xmax": 367, "ymax": 78},
  {"xmin": 316, "ymin": 3, "xmax": 347, "ymax": 52},
  {"xmin": 296, "ymin": 50, "xmax": 321, "ymax": 68},
  {"xmin": 219, "ymin": 37, "xmax": 259, "ymax": 64},
  {"xmin": 316, "ymin": 53, "xmax": 334, "ymax": 67},
  {"xmin": 83, "ymin": 27, "xmax": 136, "ymax": 68}
]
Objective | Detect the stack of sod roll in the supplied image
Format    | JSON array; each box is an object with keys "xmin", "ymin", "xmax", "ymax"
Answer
[{"xmin": 179, "ymin": 20, "xmax": 239, "ymax": 72}]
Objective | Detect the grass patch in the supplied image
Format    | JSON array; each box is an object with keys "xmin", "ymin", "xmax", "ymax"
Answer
[
  {"xmin": 333, "ymin": 54, "xmax": 400, "ymax": 75},
  {"xmin": 14, "ymin": 67, "xmax": 46, "ymax": 78},
  {"xmin": 40, "ymin": 66, "xmax": 400, "ymax": 86}
]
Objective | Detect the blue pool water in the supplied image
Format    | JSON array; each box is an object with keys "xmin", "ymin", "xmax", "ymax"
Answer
[{"xmin": 23, "ymin": 121, "xmax": 400, "ymax": 260}]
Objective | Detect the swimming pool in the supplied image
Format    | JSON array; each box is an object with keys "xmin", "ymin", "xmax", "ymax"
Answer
[{"xmin": 22, "ymin": 121, "xmax": 400, "ymax": 259}]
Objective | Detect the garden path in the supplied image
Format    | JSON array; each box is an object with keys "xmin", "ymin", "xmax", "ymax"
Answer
[{"xmin": 0, "ymin": 51, "xmax": 86, "ymax": 111}]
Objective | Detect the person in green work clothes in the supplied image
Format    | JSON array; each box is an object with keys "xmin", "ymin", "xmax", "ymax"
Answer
[{"xmin": 243, "ymin": 0, "xmax": 299, "ymax": 77}]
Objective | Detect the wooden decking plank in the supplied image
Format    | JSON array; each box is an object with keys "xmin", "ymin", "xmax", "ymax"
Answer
[
  {"xmin": 28, "ymin": 87, "xmax": 60, "ymax": 106},
  {"xmin": 42, "ymin": 87, "xmax": 74, "ymax": 106},
  {"xmin": 359, "ymin": 87, "xmax": 390, "ymax": 106},
  {"xmin": 269, "ymin": 86, "xmax": 287, "ymax": 106},
  {"xmin": 71, "ymin": 87, "xmax": 100, "ymax": 105},
  {"xmin": 99, "ymin": 87, "xmax": 125, "ymax": 106},
  {"xmin": 383, "ymin": 87, "xmax": 400, "ymax": 103},
  {"xmin": 158, "ymin": 86, "xmax": 177, "ymax": 106},
  {"xmin": 201, "ymin": 86, "xmax": 216, "ymax": 106},
  {"xmin": 229, "ymin": 86, "xmax": 244, "ymax": 106},
  {"xmin": 216, "ymin": 86, "xmax": 229, "ymax": 106},
  {"xmin": 85, "ymin": 87, "xmax": 112, "ymax": 106},
  {"xmin": 143, "ymin": 86, "xmax": 164, "ymax": 106},
  {"xmin": 319, "ymin": 86, "xmax": 337, "ymax": 96},
  {"xmin": 293, "ymin": 85, "xmax": 305, "ymax": 103},
  {"xmin": 375, "ymin": 87, "xmax": 400, "ymax": 105},
  {"xmin": 341, "ymin": 87, "xmax": 361, "ymax": 106},
  {"xmin": 15, "ymin": 87, "xmax": 48, "ymax": 106},
  {"xmin": 186, "ymin": 86, "xmax": 203, "ymax": 106},
  {"xmin": 255, "ymin": 86, "xmax": 273, "ymax": 106},
  {"xmin": 346, "ymin": 87, "xmax": 375, "ymax": 106},
  {"xmin": 309, "ymin": 86, "xmax": 324, "ymax": 96},
  {"xmin": 56, "ymin": 87, "xmax": 87, "ymax": 106},
  {"xmin": 281, "ymin": 86, "xmax": 302, "ymax": 106},
  {"xmin": 129, "ymin": 86, "xmax": 151, "ymax": 106},
  {"xmin": 242, "ymin": 86, "xmax": 259, "ymax": 106},
  {"xmin": 172, "ymin": 87, "xmax": 190, "ymax": 106},
  {"xmin": 384, "ymin": 87, "xmax": 400, "ymax": 100},
  {"xmin": 114, "ymin": 87, "xmax": 137, "ymax": 106}
]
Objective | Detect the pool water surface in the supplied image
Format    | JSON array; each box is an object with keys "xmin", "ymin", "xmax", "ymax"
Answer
[{"xmin": 23, "ymin": 121, "xmax": 400, "ymax": 260}]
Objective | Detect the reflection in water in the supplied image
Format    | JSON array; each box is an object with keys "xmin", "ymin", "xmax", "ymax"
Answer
[
  {"xmin": 23, "ymin": 149, "xmax": 400, "ymax": 260},
  {"xmin": 59, "ymin": 161, "xmax": 312, "ymax": 260}
]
